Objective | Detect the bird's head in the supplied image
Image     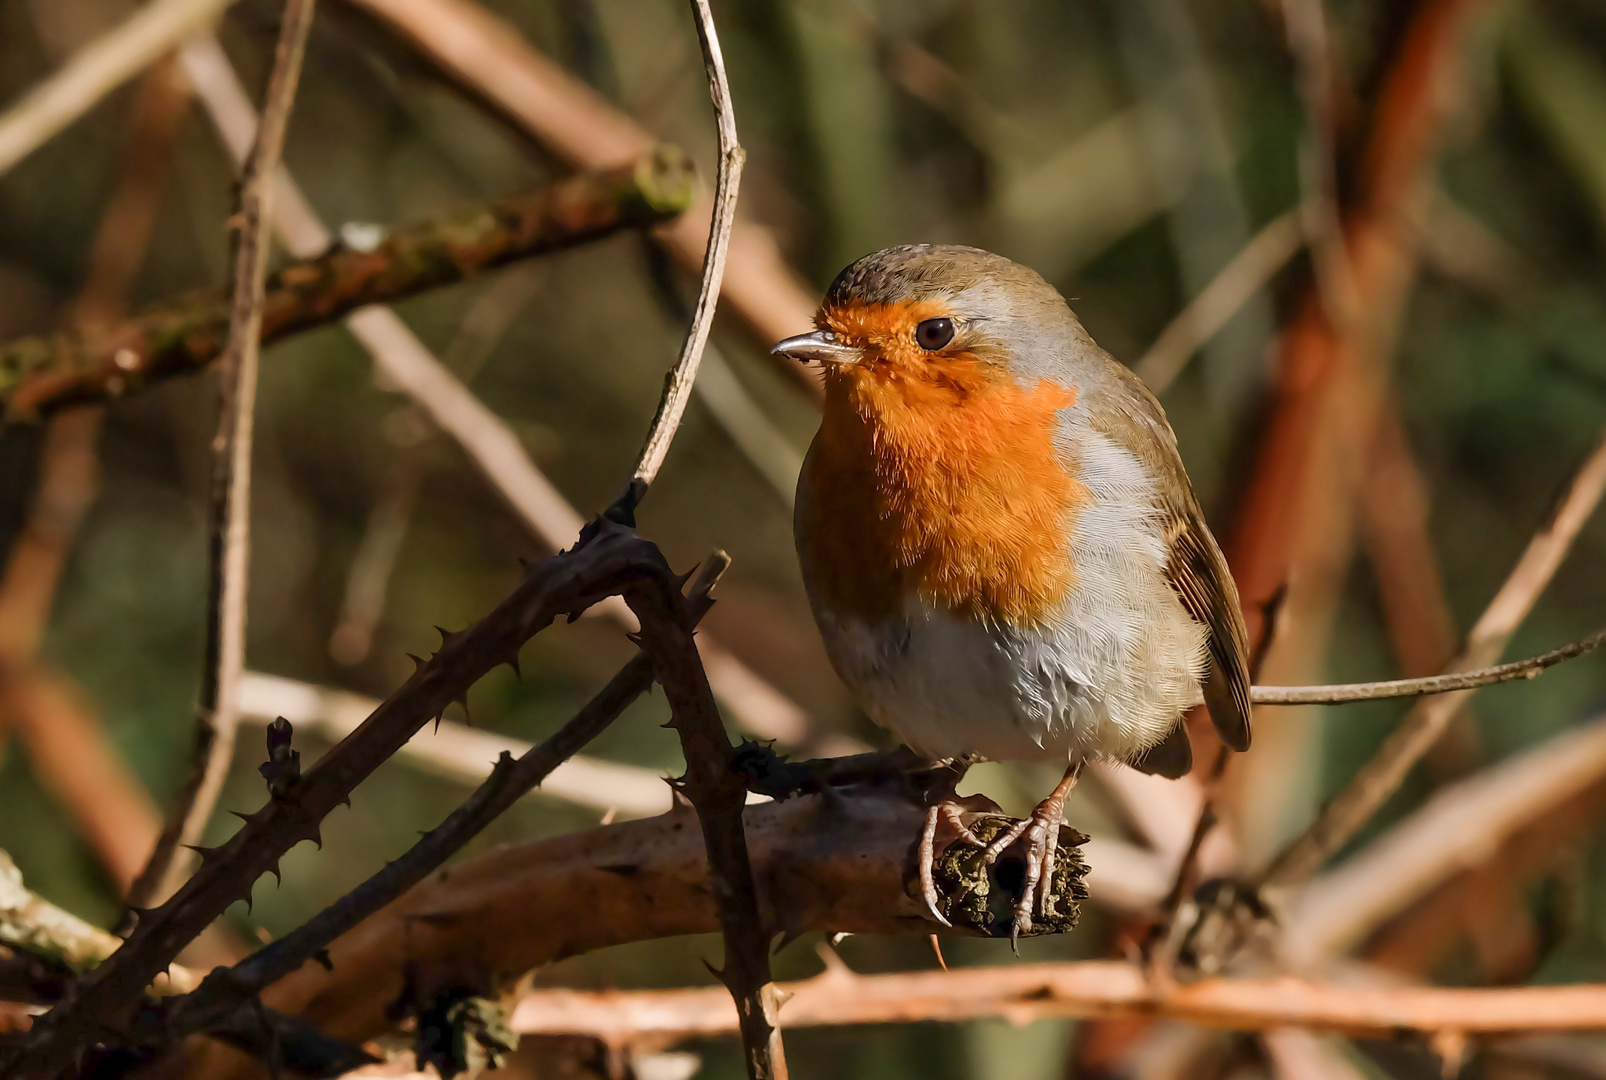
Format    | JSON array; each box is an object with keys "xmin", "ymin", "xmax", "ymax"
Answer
[{"xmin": 772, "ymin": 244, "xmax": 1092, "ymax": 405}]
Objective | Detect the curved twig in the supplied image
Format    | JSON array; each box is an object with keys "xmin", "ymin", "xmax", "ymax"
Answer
[
  {"xmin": 1251, "ymin": 628, "xmax": 1606, "ymax": 705},
  {"xmin": 628, "ymin": 0, "xmax": 745, "ymax": 490}
]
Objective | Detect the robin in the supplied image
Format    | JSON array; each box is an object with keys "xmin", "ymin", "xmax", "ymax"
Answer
[{"xmin": 773, "ymin": 245, "xmax": 1251, "ymax": 935}]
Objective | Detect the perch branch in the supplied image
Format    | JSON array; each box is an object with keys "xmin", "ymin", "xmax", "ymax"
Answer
[
  {"xmin": 628, "ymin": 0, "xmax": 744, "ymax": 490},
  {"xmin": 177, "ymin": 791, "xmax": 1153, "ymax": 1080},
  {"xmin": 0, "ymin": 0, "xmax": 231, "ymax": 177},
  {"xmin": 1264, "ymin": 426, "xmax": 1606, "ymax": 889},
  {"xmin": 127, "ymin": 0, "xmax": 317, "ymax": 917},
  {"xmin": 0, "ymin": 156, "xmax": 696, "ymax": 416},
  {"xmin": 0, "ymin": 522, "xmax": 670, "ymax": 1079},
  {"xmin": 505, "ymin": 962, "xmax": 1606, "ymax": 1043},
  {"xmin": 1249, "ymin": 628, "xmax": 1606, "ymax": 704}
]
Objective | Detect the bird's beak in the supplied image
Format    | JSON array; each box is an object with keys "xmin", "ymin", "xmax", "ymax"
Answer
[{"xmin": 771, "ymin": 330, "xmax": 862, "ymax": 366}]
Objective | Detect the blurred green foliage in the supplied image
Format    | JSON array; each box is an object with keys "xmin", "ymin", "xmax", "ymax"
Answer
[{"xmin": 4, "ymin": 0, "xmax": 1606, "ymax": 1076}]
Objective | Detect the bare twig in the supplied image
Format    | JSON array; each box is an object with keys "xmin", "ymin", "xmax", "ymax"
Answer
[
  {"xmin": 0, "ymin": 158, "xmax": 695, "ymax": 416},
  {"xmin": 1250, "ymin": 628, "xmax": 1606, "ymax": 704},
  {"xmin": 0, "ymin": 0, "xmax": 230, "ymax": 177},
  {"xmin": 153, "ymin": 556, "xmax": 731, "ymax": 1050},
  {"xmin": 1263, "ymin": 426, "xmax": 1606, "ymax": 888},
  {"xmin": 237, "ymin": 670, "xmax": 674, "ymax": 818},
  {"xmin": 505, "ymin": 961, "xmax": 1606, "ymax": 1042},
  {"xmin": 127, "ymin": 0, "xmax": 318, "ymax": 917},
  {"xmin": 178, "ymin": 34, "xmax": 814, "ymax": 750},
  {"xmin": 1284, "ymin": 709, "xmax": 1606, "ymax": 964},
  {"xmin": 1132, "ymin": 210, "xmax": 1304, "ymax": 394},
  {"xmin": 2, "ymin": 523, "xmax": 670, "ymax": 1078},
  {"xmin": 629, "ymin": 0, "xmax": 744, "ymax": 490},
  {"xmin": 345, "ymin": 0, "xmax": 823, "ymax": 396}
]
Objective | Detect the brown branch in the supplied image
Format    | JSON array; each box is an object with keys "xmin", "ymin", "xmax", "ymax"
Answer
[
  {"xmin": 126, "ymin": 0, "xmax": 318, "ymax": 918},
  {"xmin": 1, "ymin": 522, "xmax": 669, "ymax": 1078},
  {"xmin": 0, "ymin": 0, "xmax": 230, "ymax": 176},
  {"xmin": 1, "ymin": 155, "xmax": 696, "ymax": 417},
  {"xmin": 1249, "ymin": 628, "xmax": 1606, "ymax": 705},
  {"xmin": 1263, "ymin": 426, "xmax": 1606, "ymax": 889},
  {"xmin": 504, "ymin": 961, "xmax": 1606, "ymax": 1043},
  {"xmin": 344, "ymin": 0, "xmax": 824, "ymax": 397},
  {"xmin": 1284, "ymin": 708, "xmax": 1606, "ymax": 964},
  {"xmin": 179, "ymin": 791, "xmax": 1125, "ymax": 1080},
  {"xmin": 628, "ymin": 0, "xmax": 744, "ymax": 490}
]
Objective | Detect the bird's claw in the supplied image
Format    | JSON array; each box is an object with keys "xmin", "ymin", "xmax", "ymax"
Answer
[
  {"xmin": 983, "ymin": 802, "xmax": 1068, "ymax": 942},
  {"xmin": 917, "ymin": 798, "xmax": 989, "ymax": 927}
]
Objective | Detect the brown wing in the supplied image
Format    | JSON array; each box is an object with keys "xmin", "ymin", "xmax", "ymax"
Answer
[
  {"xmin": 1094, "ymin": 360, "xmax": 1253, "ymax": 753},
  {"xmin": 1161, "ymin": 493, "xmax": 1252, "ymax": 751}
]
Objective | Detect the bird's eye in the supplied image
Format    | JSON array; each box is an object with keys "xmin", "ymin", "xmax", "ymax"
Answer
[{"xmin": 914, "ymin": 317, "xmax": 955, "ymax": 351}]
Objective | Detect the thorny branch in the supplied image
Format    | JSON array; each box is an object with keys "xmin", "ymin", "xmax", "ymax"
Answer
[
  {"xmin": 126, "ymin": 0, "xmax": 319, "ymax": 921},
  {"xmin": 0, "ymin": 523, "xmax": 672, "ymax": 1079},
  {"xmin": 150, "ymin": 554, "xmax": 730, "ymax": 1052},
  {"xmin": 0, "ymin": 155, "xmax": 696, "ymax": 416}
]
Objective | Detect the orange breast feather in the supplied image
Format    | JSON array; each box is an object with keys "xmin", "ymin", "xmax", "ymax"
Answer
[{"xmin": 802, "ymin": 304, "xmax": 1087, "ymax": 627}]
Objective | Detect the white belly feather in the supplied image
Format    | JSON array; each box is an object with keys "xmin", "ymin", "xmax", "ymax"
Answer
[{"xmin": 810, "ymin": 424, "xmax": 1207, "ymax": 765}]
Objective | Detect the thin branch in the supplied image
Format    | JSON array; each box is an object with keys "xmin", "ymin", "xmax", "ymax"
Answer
[
  {"xmin": 1263, "ymin": 426, "xmax": 1606, "ymax": 889},
  {"xmin": 1132, "ymin": 209, "xmax": 1304, "ymax": 394},
  {"xmin": 345, "ymin": 0, "xmax": 823, "ymax": 397},
  {"xmin": 1284, "ymin": 708, "xmax": 1606, "ymax": 964},
  {"xmin": 177, "ymin": 35, "xmax": 815, "ymax": 750},
  {"xmin": 629, "ymin": 0, "xmax": 745, "ymax": 490},
  {"xmin": 1249, "ymin": 627, "xmax": 1606, "ymax": 704},
  {"xmin": 505, "ymin": 960, "xmax": 1606, "ymax": 1042},
  {"xmin": 236, "ymin": 670, "xmax": 674, "ymax": 819},
  {"xmin": 627, "ymin": 569, "xmax": 787, "ymax": 1079},
  {"xmin": 127, "ymin": 0, "xmax": 318, "ymax": 917},
  {"xmin": 0, "ymin": 0, "xmax": 231, "ymax": 177},
  {"xmin": 2, "ymin": 523, "xmax": 667, "ymax": 1079},
  {"xmin": 151, "ymin": 557, "xmax": 731, "ymax": 1052},
  {"xmin": 0, "ymin": 157, "xmax": 696, "ymax": 416}
]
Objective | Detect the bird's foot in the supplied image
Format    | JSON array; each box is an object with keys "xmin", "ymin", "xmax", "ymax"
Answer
[
  {"xmin": 979, "ymin": 802, "xmax": 1064, "ymax": 944},
  {"xmin": 917, "ymin": 795, "xmax": 996, "ymax": 926},
  {"xmin": 981, "ymin": 763, "xmax": 1082, "ymax": 945}
]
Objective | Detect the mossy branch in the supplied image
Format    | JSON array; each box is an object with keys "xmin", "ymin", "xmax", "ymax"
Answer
[{"xmin": 0, "ymin": 150, "xmax": 696, "ymax": 418}]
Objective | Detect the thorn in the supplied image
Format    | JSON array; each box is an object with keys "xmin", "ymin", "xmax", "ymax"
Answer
[
  {"xmin": 407, "ymin": 653, "xmax": 426, "ymax": 673},
  {"xmin": 502, "ymin": 652, "xmax": 522, "ymax": 679},
  {"xmin": 625, "ymin": 632, "xmax": 645, "ymax": 648},
  {"xmin": 312, "ymin": 948, "xmax": 333, "ymax": 971},
  {"xmin": 265, "ymin": 864, "xmax": 281, "ymax": 885},
  {"xmin": 700, "ymin": 957, "xmax": 730, "ymax": 987},
  {"xmin": 454, "ymin": 695, "xmax": 471, "ymax": 725},
  {"xmin": 928, "ymin": 934, "xmax": 948, "ymax": 971}
]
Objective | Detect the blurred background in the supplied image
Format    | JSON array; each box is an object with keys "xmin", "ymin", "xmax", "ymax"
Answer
[{"xmin": 3, "ymin": 0, "xmax": 1606, "ymax": 1076}]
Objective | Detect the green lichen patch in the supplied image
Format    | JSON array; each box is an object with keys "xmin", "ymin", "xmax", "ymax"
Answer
[{"xmin": 931, "ymin": 815, "xmax": 1089, "ymax": 939}]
